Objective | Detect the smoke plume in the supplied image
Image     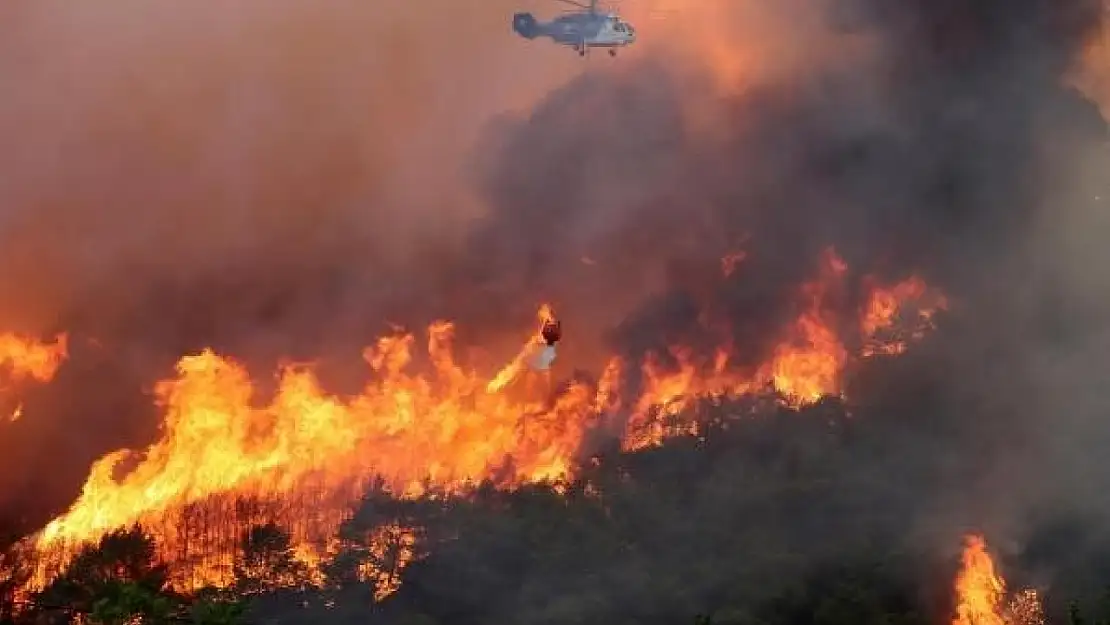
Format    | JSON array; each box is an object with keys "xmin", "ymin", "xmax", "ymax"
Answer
[
  {"xmin": 2, "ymin": 0, "xmax": 1110, "ymax": 613},
  {"xmin": 448, "ymin": 0, "xmax": 1110, "ymax": 605},
  {"xmin": 0, "ymin": 0, "xmax": 580, "ymax": 527}
]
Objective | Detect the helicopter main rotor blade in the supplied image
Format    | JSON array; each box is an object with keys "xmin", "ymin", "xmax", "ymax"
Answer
[{"xmin": 554, "ymin": 0, "xmax": 593, "ymax": 10}]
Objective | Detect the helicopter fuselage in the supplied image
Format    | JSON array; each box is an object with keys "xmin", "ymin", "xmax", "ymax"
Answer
[{"xmin": 513, "ymin": 11, "xmax": 636, "ymax": 55}]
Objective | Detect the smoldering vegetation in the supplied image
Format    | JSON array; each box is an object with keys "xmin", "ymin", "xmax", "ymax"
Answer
[{"xmin": 3, "ymin": 0, "xmax": 1110, "ymax": 622}]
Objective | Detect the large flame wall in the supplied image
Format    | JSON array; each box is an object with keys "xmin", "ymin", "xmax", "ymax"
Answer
[{"xmin": 3, "ymin": 249, "xmax": 948, "ymax": 597}]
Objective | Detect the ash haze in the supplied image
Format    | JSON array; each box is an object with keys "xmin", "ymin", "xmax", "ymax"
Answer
[
  {"xmin": 1, "ymin": 0, "xmax": 1110, "ymax": 618},
  {"xmin": 0, "ymin": 0, "xmax": 582, "ymax": 354},
  {"xmin": 0, "ymin": 0, "xmax": 589, "ymax": 526}
]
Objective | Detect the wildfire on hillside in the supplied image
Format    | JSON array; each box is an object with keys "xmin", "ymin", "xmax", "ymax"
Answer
[
  {"xmin": 358, "ymin": 522, "xmax": 421, "ymax": 602},
  {"xmin": 8, "ymin": 249, "xmax": 945, "ymax": 601},
  {"xmin": 622, "ymin": 248, "xmax": 946, "ymax": 450},
  {"xmin": 952, "ymin": 534, "xmax": 1044, "ymax": 625}
]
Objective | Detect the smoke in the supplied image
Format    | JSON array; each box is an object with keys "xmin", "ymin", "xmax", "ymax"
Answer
[
  {"xmin": 0, "ymin": 0, "xmax": 585, "ymax": 528},
  {"xmin": 0, "ymin": 0, "xmax": 583, "ymax": 355},
  {"xmin": 1, "ymin": 0, "xmax": 1110, "ymax": 612},
  {"xmin": 444, "ymin": 0, "xmax": 1110, "ymax": 613},
  {"xmin": 461, "ymin": 0, "xmax": 1106, "ymax": 372}
]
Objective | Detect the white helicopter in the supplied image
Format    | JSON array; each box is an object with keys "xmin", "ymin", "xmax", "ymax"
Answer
[{"xmin": 512, "ymin": 0, "xmax": 637, "ymax": 57}]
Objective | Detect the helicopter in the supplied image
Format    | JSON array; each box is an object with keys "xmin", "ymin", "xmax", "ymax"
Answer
[{"xmin": 512, "ymin": 0, "xmax": 636, "ymax": 57}]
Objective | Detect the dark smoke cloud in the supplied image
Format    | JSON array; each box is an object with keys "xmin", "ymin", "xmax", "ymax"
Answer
[
  {"xmin": 1, "ymin": 0, "xmax": 1110, "ymax": 613},
  {"xmin": 457, "ymin": 0, "xmax": 1106, "ymax": 380},
  {"xmin": 443, "ymin": 0, "xmax": 1110, "ymax": 609}
]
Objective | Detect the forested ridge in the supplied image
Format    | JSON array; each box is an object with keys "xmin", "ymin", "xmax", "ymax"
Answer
[
  {"xmin": 6, "ymin": 338, "xmax": 1110, "ymax": 625},
  {"xmin": 0, "ymin": 0, "xmax": 1108, "ymax": 623}
]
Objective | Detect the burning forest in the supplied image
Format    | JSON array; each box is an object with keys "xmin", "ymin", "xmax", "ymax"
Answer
[
  {"xmin": 9, "ymin": 249, "xmax": 946, "ymax": 599},
  {"xmin": 2, "ymin": 0, "xmax": 1110, "ymax": 623}
]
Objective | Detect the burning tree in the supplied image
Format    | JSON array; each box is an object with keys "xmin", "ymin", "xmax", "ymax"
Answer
[{"xmin": 953, "ymin": 535, "xmax": 1044, "ymax": 625}]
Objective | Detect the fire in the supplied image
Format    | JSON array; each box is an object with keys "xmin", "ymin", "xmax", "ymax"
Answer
[
  {"xmin": 0, "ymin": 333, "xmax": 68, "ymax": 388},
  {"xmin": 861, "ymin": 276, "xmax": 948, "ymax": 357},
  {"xmin": 953, "ymin": 535, "xmax": 1006, "ymax": 625},
  {"xmin": 1006, "ymin": 590, "xmax": 1045, "ymax": 625},
  {"xmin": 18, "ymin": 250, "xmax": 946, "ymax": 599},
  {"xmin": 0, "ymin": 333, "xmax": 68, "ymax": 423},
  {"xmin": 357, "ymin": 523, "xmax": 420, "ymax": 602},
  {"xmin": 767, "ymin": 248, "xmax": 848, "ymax": 403},
  {"xmin": 624, "ymin": 248, "xmax": 850, "ymax": 450},
  {"xmin": 29, "ymin": 319, "xmax": 609, "ymax": 593},
  {"xmin": 952, "ymin": 534, "xmax": 1044, "ymax": 625}
]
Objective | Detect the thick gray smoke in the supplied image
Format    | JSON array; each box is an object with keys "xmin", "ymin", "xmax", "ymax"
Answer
[
  {"xmin": 377, "ymin": 3, "xmax": 1110, "ymax": 620},
  {"xmin": 1, "ymin": 1, "xmax": 1109, "ymax": 607},
  {"xmin": 450, "ymin": 0, "xmax": 1110, "ymax": 594}
]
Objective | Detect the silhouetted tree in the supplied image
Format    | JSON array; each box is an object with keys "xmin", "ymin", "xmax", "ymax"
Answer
[
  {"xmin": 0, "ymin": 542, "xmax": 32, "ymax": 624},
  {"xmin": 190, "ymin": 588, "xmax": 248, "ymax": 625},
  {"xmin": 233, "ymin": 523, "xmax": 309, "ymax": 596},
  {"xmin": 87, "ymin": 581, "xmax": 173, "ymax": 625},
  {"xmin": 1072, "ymin": 601, "xmax": 1087, "ymax": 625},
  {"xmin": 33, "ymin": 525, "xmax": 170, "ymax": 624}
]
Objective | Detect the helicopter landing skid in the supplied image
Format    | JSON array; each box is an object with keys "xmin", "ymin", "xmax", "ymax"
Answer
[{"xmin": 572, "ymin": 45, "xmax": 616, "ymax": 58}]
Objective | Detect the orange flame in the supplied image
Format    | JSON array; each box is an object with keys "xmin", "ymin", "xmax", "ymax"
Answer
[
  {"xmin": 20, "ymin": 252, "xmax": 946, "ymax": 598},
  {"xmin": 953, "ymin": 535, "xmax": 1006, "ymax": 625},
  {"xmin": 29, "ymin": 318, "xmax": 606, "ymax": 591},
  {"xmin": 861, "ymin": 276, "xmax": 948, "ymax": 356},
  {"xmin": 358, "ymin": 523, "xmax": 420, "ymax": 602},
  {"xmin": 952, "ymin": 534, "xmax": 1044, "ymax": 625},
  {"xmin": 0, "ymin": 333, "xmax": 68, "ymax": 423},
  {"xmin": 0, "ymin": 333, "xmax": 68, "ymax": 387},
  {"xmin": 624, "ymin": 248, "xmax": 849, "ymax": 449}
]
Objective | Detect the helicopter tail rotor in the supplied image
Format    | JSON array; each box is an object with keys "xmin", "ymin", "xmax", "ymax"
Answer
[{"xmin": 512, "ymin": 12, "xmax": 540, "ymax": 39}]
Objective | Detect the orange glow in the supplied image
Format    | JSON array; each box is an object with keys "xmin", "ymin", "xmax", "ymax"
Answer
[
  {"xmin": 626, "ymin": 0, "xmax": 872, "ymax": 100},
  {"xmin": 27, "ymin": 316, "xmax": 607, "ymax": 593},
  {"xmin": 19, "ymin": 251, "xmax": 946, "ymax": 598},
  {"xmin": 358, "ymin": 523, "xmax": 420, "ymax": 602},
  {"xmin": 952, "ymin": 534, "xmax": 1044, "ymax": 625},
  {"xmin": 0, "ymin": 333, "xmax": 68, "ymax": 423},
  {"xmin": 625, "ymin": 0, "xmax": 760, "ymax": 93},
  {"xmin": 0, "ymin": 333, "xmax": 68, "ymax": 387},
  {"xmin": 624, "ymin": 248, "xmax": 850, "ymax": 450},
  {"xmin": 953, "ymin": 535, "xmax": 1006, "ymax": 625},
  {"xmin": 1071, "ymin": 29, "xmax": 1110, "ymax": 120},
  {"xmin": 1006, "ymin": 590, "xmax": 1045, "ymax": 625},
  {"xmin": 861, "ymin": 276, "xmax": 948, "ymax": 356}
]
